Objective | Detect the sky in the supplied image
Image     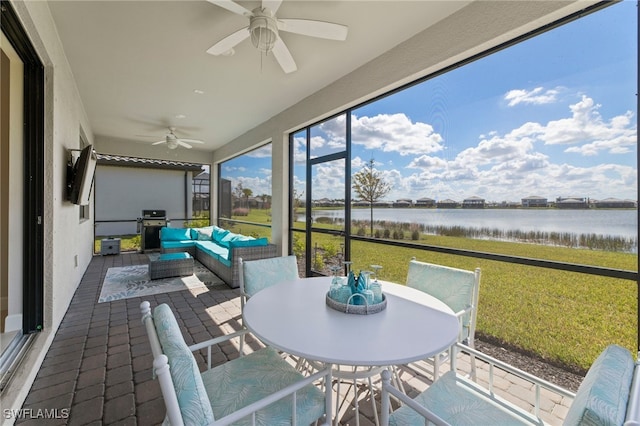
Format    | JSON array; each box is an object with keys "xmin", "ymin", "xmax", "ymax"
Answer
[{"xmin": 222, "ymin": 1, "xmax": 637, "ymax": 203}]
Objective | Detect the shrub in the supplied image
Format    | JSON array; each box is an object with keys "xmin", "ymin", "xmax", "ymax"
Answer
[
  {"xmin": 292, "ymin": 234, "xmax": 305, "ymax": 258},
  {"xmin": 316, "ymin": 216, "xmax": 334, "ymax": 224},
  {"xmin": 411, "ymin": 230, "xmax": 420, "ymax": 240},
  {"xmin": 323, "ymin": 242, "xmax": 338, "ymax": 259},
  {"xmin": 374, "ymin": 229, "xmax": 381, "ymax": 238},
  {"xmin": 232, "ymin": 208, "xmax": 249, "ymax": 216},
  {"xmin": 357, "ymin": 227, "xmax": 366, "ymax": 236},
  {"xmin": 383, "ymin": 229, "xmax": 391, "ymax": 238},
  {"xmin": 313, "ymin": 255, "xmax": 325, "ymax": 271}
]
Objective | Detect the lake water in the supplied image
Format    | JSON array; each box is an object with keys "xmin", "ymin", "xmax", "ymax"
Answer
[{"xmin": 305, "ymin": 208, "xmax": 638, "ymax": 241}]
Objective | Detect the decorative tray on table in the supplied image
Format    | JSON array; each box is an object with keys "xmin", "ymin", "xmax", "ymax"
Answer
[
  {"xmin": 325, "ymin": 270, "xmax": 387, "ymax": 315},
  {"xmin": 325, "ymin": 292, "xmax": 387, "ymax": 315}
]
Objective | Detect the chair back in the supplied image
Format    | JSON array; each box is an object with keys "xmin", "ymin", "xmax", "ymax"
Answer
[
  {"xmin": 141, "ymin": 301, "xmax": 215, "ymax": 426},
  {"xmin": 406, "ymin": 259, "xmax": 480, "ymax": 345},
  {"xmin": 239, "ymin": 255, "xmax": 299, "ymax": 299}
]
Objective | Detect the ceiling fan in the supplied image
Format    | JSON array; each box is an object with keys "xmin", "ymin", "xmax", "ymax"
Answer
[
  {"xmin": 206, "ymin": 0, "xmax": 348, "ymax": 73},
  {"xmin": 151, "ymin": 127, "xmax": 204, "ymax": 150}
]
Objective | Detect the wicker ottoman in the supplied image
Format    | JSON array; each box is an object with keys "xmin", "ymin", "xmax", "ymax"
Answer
[{"xmin": 149, "ymin": 252, "xmax": 194, "ymax": 280}]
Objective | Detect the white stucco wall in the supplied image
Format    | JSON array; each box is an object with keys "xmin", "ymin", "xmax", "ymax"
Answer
[
  {"xmin": 210, "ymin": 1, "xmax": 597, "ymax": 255},
  {"xmin": 94, "ymin": 166, "xmax": 195, "ymax": 236},
  {"xmin": 1, "ymin": 0, "xmax": 95, "ymax": 419}
]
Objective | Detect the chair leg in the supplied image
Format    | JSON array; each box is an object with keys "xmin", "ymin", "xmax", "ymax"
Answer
[
  {"xmin": 367, "ymin": 374, "xmax": 380, "ymax": 426},
  {"xmin": 434, "ymin": 354, "xmax": 441, "ymax": 380}
]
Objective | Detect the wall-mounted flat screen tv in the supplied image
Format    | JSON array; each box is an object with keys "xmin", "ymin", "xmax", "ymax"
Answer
[{"xmin": 68, "ymin": 144, "xmax": 97, "ymax": 206}]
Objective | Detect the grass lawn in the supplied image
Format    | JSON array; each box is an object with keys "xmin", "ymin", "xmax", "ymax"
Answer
[{"xmin": 96, "ymin": 209, "xmax": 638, "ymax": 373}]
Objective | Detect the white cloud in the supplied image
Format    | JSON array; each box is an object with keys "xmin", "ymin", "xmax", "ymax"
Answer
[
  {"xmin": 350, "ymin": 113, "xmax": 445, "ymax": 156},
  {"xmin": 539, "ymin": 96, "xmax": 636, "ymax": 152},
  {"xmin": 377, "ymin": 94, "xmax": 636, "ymax": 201},
  {"xmin": 504, "ymin": 86, "xmax": 561, "ymax": 106},
  {"xmin": 246, "ymin": 144, "xmax": 272, "ymax": 158}
]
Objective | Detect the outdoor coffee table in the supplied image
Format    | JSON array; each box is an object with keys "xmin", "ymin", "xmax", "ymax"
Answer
[{"xmin": 148, "ymin": 252, "xmax": 194, "ymax": 280}]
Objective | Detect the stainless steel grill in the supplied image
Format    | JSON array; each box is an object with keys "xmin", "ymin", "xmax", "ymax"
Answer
[{"xmin": 138, "ymin": 209, "xmax": 167, "ymax": 252}]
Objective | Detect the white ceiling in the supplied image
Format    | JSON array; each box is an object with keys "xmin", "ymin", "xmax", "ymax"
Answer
[{"xmin": 47, "ymin": 1, "xmax": 471, "ymax": 152}]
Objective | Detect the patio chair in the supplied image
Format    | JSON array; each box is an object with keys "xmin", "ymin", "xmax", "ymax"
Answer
[
  {"xmin": 381, "ymin": 342, "xmax": 640, "ymax": 426},
  {"xmin": 405, "ymin": 259, "xmax": 481, "ymax": 379},
  {"xmin": 238, "ymin": 255, "xmax": 299, "ymax": 352},
  {"xmin": 140, "ymin": 300, "xmax": 332, "ymax": 426}
]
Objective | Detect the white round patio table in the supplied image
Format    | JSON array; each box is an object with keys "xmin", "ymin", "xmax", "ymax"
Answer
[{"xmin": 242, "ymin": 277, "xmax": 459, "ymax": 367}]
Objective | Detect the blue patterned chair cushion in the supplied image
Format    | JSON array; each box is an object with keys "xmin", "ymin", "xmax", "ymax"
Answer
[
  {"xmin": 153, "ymin": 304, "xmax": 215, "ymax": 425},
  {"xmin": 563, "ymin": 344, "xmax": 634, "ymax": 426},
  {"xmin": 406, "ymin": 261, "xmax": 476, "ymax": 341},
  {"xmin": 390, "ymin": 371, "xmax": 526, "ymax": 425},
  {"xmin": 242, "ymin": 255, "xmax": 299, "ymax": 297},
  {"xmin": 202, "ymin": 347, "xmax": 325, "ymax": 425}
]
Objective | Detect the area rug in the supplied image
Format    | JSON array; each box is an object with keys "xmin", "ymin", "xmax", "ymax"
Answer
[{"xmin": 98, "ymin": 260, "xmax": 226, "ymax": 303}]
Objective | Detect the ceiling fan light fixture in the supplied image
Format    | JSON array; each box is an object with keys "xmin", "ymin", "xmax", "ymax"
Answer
[{"xmin": 249, "ymin": 8, "xmax": 278, "ymax": 53}]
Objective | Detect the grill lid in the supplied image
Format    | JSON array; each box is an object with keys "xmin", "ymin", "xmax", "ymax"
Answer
[{"xmin": 142, "ymin": 209, "xmax": 166, "ymax": 218}]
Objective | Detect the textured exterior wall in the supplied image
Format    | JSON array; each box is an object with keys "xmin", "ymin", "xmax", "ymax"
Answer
[{"xmin": 1, "ymin": 0, "xmax": 94, "ymax": 419}]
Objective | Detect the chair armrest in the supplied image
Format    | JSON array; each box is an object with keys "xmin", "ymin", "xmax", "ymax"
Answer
[
  {"xmin": 451, "ymin": 342, "xmax": 576, "ymax": 400},
  {"xmin": 625, "ymin": 356, "xmax": 640, "ymax": 425},
  {"xmin": 211, "ymin": 366, "xmax": 333, "ymax": 426},
  {"xmin": 188, "ymin": 329, "xmax": 249, "ymax": 370}
]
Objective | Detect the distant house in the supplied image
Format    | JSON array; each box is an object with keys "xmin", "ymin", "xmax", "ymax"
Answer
[
  {"xmin": 556, "ymin": 197, "xmax": 588, "ymax": 209},
  {"xmin": 95, "ymin": 154, "xmax": 204, "ymax": 236},
  {"xmin": 522, "ymin": 196, "xmax": 548, "ymax": 208},
  {"xmin": 437, "ymin": 199, "xmax": 459, "ymax": 208},
  {"xmin": 594, "ymin": 198, "xmax": 637, "ymax": 209},
  {"xmin": 393, "ymin": 198, "xmax": 413, "ymax": 208},
  {"xmin": 462, "ymin": 196, "xmax": 485, "ymax": 209},
  {"xmin": 415, "ymin": 197, "xmax": 436, "ymax": 208}
]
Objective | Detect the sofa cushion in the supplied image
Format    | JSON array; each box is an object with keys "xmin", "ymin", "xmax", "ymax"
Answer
[
  {"xmin": 228, "ymin": 237, "xmax": 268, "ymax": 249},
  {"xmin": 153, "ymin": 304, "xmax": 215, "ymax": 425},
  {"xmin": 161, "ymin": 240, "xmax": 196, "ymax": 250},
  {"xmin": 191, "ymin": 226, "xmax": 214, "ymax": 240},
  {"xmin": 563, "ymin": 344, "xmax": 634, "ymax": 426},
  {"xmin": 218, "ymin": 232, "xmax": 245, "ymax": 248},
  {"xmin": 195, "ymin": 241, "xmax": 231, "ymax": 266},
  {"xmin": 161, "ymin": 227, "xmax": 193, "ymax": 241},
  {"xmin": 212, "ymin": 227, "xmax": 230, "ymax": 243}
]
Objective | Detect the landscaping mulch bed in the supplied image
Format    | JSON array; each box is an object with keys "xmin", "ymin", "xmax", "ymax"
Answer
[{"xmin": 475, "ymin": 337, "xmax": 584, "ymax": 392}]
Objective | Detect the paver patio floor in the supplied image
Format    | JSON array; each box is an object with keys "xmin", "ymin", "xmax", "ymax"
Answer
[{"xmin": 15, "ymin": 252, "xmax": 572, "ymax": 425}]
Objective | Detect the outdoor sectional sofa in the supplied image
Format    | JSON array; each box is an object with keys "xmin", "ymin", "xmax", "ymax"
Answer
[{"xmin": 159, "ymin": 225, "xmax": 277, "ymax": 288}]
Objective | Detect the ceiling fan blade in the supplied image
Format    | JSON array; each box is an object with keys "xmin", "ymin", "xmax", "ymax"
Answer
[
  {"xmin": 206, "ymin": 0, "xmax": 253, "ymax": 17},
  {"xmin": 262, "ymin": 0, "xmax": 282, "ymax": 13},
  {"xmin": 207, "ymin": 27, "xmax": 250, "ymax": 55},
  {"xmin": 278, "ymin": 19, "xmax": 348, "ymax": 41},
  {"xmin": 178, "ymin": 138, "xmax": 204, "ymax": 144},
  {"xmin": 177, "ymin": 140, "xmax": 193, "ymax": 149},
  {"xmin": 271, "ymin": 38, "xmax": 297, "ymax": 74},
  {"xmin": 151, "ymin": 140, "xmax": 166, "ymax": 145}
]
